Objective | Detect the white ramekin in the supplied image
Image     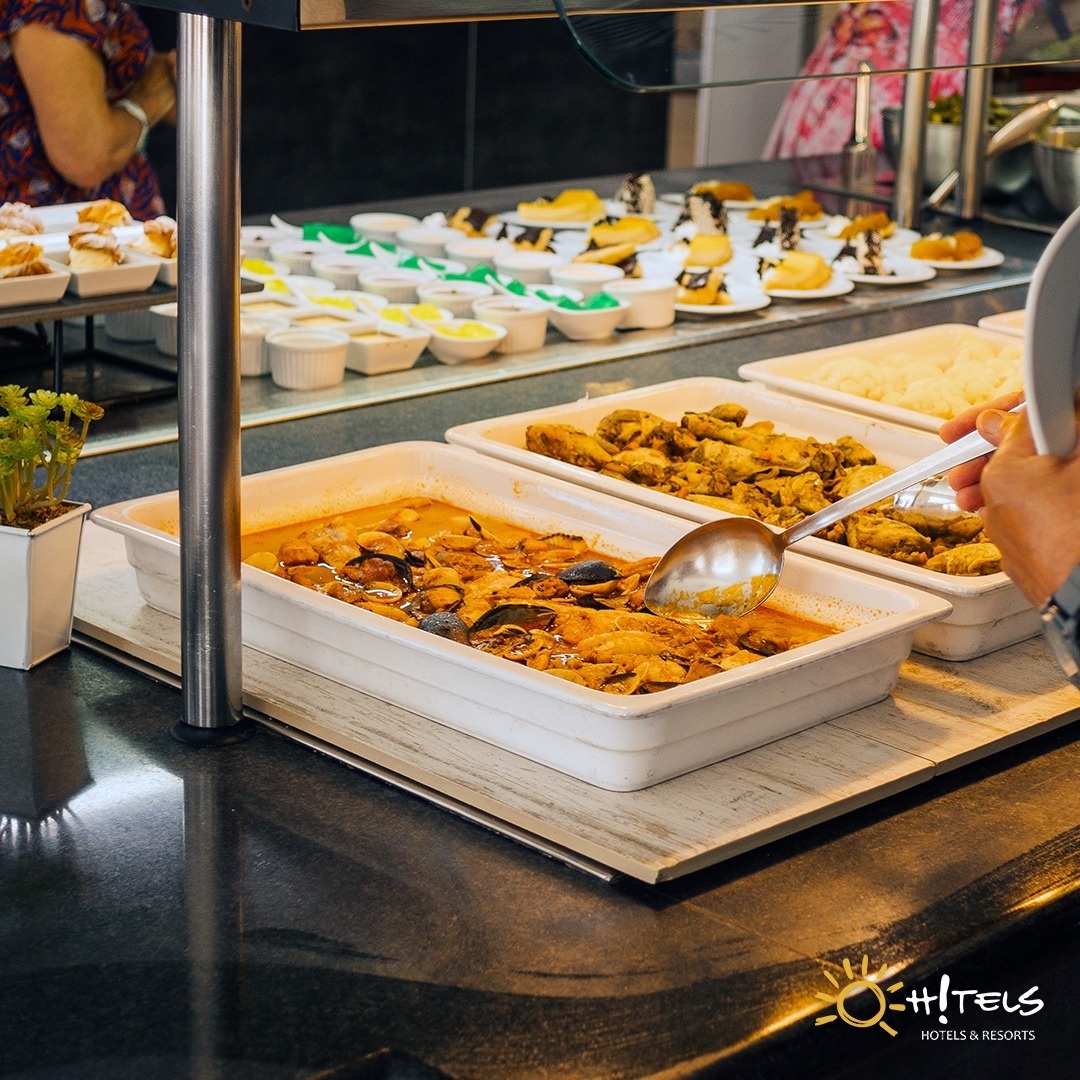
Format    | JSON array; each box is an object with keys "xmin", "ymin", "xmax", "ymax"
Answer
[{"xmin": 265, "ymin": 327, "xmax": 349, "ymax": 390}]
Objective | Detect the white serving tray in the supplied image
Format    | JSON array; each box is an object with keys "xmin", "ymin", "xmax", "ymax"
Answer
[
  {"xmin": 444, "ymin": 377, "xmax": 1037, "ymax": 661},
  {"xmin": 737, "ymin": 324, "xmax": 1021, "ymax": 433},
  {"xmin": 47, "ymin": 248, "xmax": 159, "ymax": 297},
  {"xmin": 977, "ymin": 309, "xmax": 1025, "ymax": 338},
  {"xmin": 0, "ymin": 265, "xmax": 71, "ymax": 308},
  {"xmin": 90, "ymin": 441, "xmax": 948, "ymax": 791}
]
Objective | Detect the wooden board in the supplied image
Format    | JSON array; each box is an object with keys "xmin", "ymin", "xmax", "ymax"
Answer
[{"xmin": 73, "ymin": 523, "xmax": 1080, "ymax": 883}]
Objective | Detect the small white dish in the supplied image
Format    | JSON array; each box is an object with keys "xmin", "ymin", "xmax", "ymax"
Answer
[
  {"xmin": 240, "ymin": 257, "xmax": 290, "ymax": 283},
  {"xmin": 239, "ymin": 313, "xmax": 291, "ymax": 376},
  {"xmin": 103, "ymin": 307, "xmax": 156, "ymax": 342},
  {"xmin": 416, "ymin": 280, "xmax": 495, "ymax": 318},
  {"xmin": 265, "ymin": 326, "xmax": 349, "ymax": 390},
  {"xmin": 358, "ymin": 266, "xmax": 434, "ymax": 304},
  {"xmin": 349, "ymin": 212, "xmax": 421, "ymax": 245},
  {"xmin": 426, "ymin": 318, "xmax": 507, "ymax": 364},
  {"xmin": 240, "ymin": 291, "xmax": 313, "ymax": 318},
  {"xmin": 471, "ymin": 295, "xmax": 550, "ymax": 353},
  {"xmin": 380, "ymin": 303, "xmax": 452, "ymax": 329},
  {"xmin": 445, "ymin": 236, "xmax": 514, "ymax": 270},
  {"xmin": 546, "ymin": 298, "xmax": 630, "ymax": 341},
  {"xmin": 239, "ymin": 225, "xmax": 291, "ymax": 259},
  {"xmin": 396, "ymin": 224, "xmax": 463, "ymax": 259},
  {"xmin": 264, "ymin": 274, "xmax": 337, "ymax": 301},
  {"xmin": 763, "ymin": 272, "xmax": 855, "ymax": 300},
  {"xmin": 346, "ymin": 324, "xmax": 431, "ymax": 375},
  {"xmin": 287, "ymin": 307, "xmax": 378, "ymax": 336},
  {"xmin": 493, "ymin": 250, "xmax": 565, "ymax": 285},
  {"xmin": 269, "ymin": 239, "xmax": 339, "ymax": 276},
  {"xmin": 50, "ymin": 249, "xmax": 159, "ymax": 298},
  {"xmin": 309, "ymin": 252, "xmax": 376, "ymax": 290},
  {"xmin": 605, "ymin": 277, "xmax": 677, "ymax": 329},
  {"xmin": 149, "ymin": 301, "xmax": 178, "ymax": 355},
  {"xmin": 0, "ymin": 264, "xmax": 71, "ymax": 308},
  {"xmin": 549, "ymin": 262, "xmax": 625, "ymax": 298}
]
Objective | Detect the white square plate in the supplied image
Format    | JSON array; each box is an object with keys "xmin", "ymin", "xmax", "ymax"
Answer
[
  {"xmin": 91, "ymin": 442, "xmax": 947, "ymax": 791},
  {"xmin": 0, "ymin": 266, "xmax": 71, "ymax": 308},
  {"xmin": 47, "ymin": 249, "xmax": 160, "ymax": 298}
]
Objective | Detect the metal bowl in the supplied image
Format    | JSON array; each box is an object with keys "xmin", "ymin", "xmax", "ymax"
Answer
[
  {"xmin": 882, "ymin": 96, "xmax": 1038, "ymax": 195},
  {"xmin": 1033, "ymin": 125, "xmax": 1080, "ymax": 214}
]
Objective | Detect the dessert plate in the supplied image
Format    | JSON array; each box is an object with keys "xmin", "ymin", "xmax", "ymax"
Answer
[
  {"xmin": 764, "ymin": 274, "xmax": 854, "ymax": 300},
  {"xmin": 674, "ymin": 292, "xmax": 771, "ymax": 317},
  {"xmin": 47, "ymin": 249, "xmax": 159, "ymax": 298},
  {"xmin": 840, "ymin": 260, "xmax": 938, "ymax": 286},
  {"xmin": 0, "ymin": 265, "xmax": 71, "ymax": 308},
  {"xmin": 910, "ymin": 247, "xmax": 1005, "ymax": 271}
]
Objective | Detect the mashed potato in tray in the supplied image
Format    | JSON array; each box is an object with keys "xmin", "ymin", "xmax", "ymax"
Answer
[{"xmin": 807, "ymin": 331, "xmax": 1022, "ymax": 419}]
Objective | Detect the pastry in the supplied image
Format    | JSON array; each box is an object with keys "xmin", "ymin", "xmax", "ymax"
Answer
[
  {"xmin": 0, "ymin": 240, "xmax": 52, "ymax": 279},
  {"xmin": 777, "ymin": 207, "xmax": 800, "ymax": 252},
  {"xmin": 688, "ymin": 180, "xmax": 754, "ymax": 203},
  {"xmin": 684, "ymin": 233, "xmax": 732, "ymax": 268},
  {"xmin": 747, "ymin": 189, "xmax": 824, "ymax": 222},
  {"xmin": 762, "ymin": 251, "xmax": 832, "ymax": 291},
  {"xmin": 675, "ymin": 267, "xmax": 729, "ymax": 306},
  {"xmin": 516, "ymin": 188, "xmax": 606, "ymax": 224},
  {"xmin": 573, "ymin": 241, "xmax": 638, "ymax": 267},
  {"xmin": 835, "ymin": 211, "xmax": 896, "ymax": 240},
  {"xmin": 910, "ymin": 231, "xmax": 984, "ymax": 261},
  {"xmin": 449, "ymin": 206, "xmax": 497, "ymax": 236},
  {"xmin": 614, "ymin": 172, "xmax": 656, "ymax": 215},
  {"xmin": 588, "ymin": 215, "xmax": 660, "ymax": 248},
  {"xmin": 0, "ymin": 201, "xmax": 44, "ymax": 239},
  {"xmin": 68, "ymin": 223, "xmax": 123, "ymax": 271},
  {"xmin": 77, "ymin": 199, "xmax": 134, "ymax": 227},
  {"xmin": 496, "ymin": 224, "xmax": 554, "ymax": 251},
  {"xmin": 682, "ymin": 191, "xmax": 727, "ymax": 235},
  {"xmin": 130, "ymin": 215, "xmax": 178, "ymax": 258}
]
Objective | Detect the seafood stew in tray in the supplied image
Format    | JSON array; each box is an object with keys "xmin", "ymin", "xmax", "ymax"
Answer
[
  {"xmin": 444, "ymin": 378, "xmax": 1039, "ymax": 661},
  {"xmin": 92, "ymin": 442, "xmax": 948, "ymax": 790}
]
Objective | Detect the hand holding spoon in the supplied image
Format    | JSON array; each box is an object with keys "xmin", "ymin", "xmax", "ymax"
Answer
[{"xmin": 643, "ymin": 420, "xmax": 1007, "ymax": 624}]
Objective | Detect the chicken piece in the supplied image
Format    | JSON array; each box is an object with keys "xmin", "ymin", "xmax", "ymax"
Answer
[
  {"xmin": 664, "ymin": 460, "xmax": 733, "ymax": 498},
  {"xmin": 885, "ymin": 507, "xmax": 985, "ymax": 543},
  {"xmin": 690, "ymin": 439, "xmax": 771, "ymax": 483},
  {"xmin": 686, "ymin": 494, "xmax": 758, "ymax": 516},
  {"xmin": 727, "ymin": 481, "xmax": 775, "ymax": 518},
  {"xmin": 525, "ymin": 423, "xmax": 613, "ymax": 470},
  {"xmin": 831, "ymin": 464, "xmax": 894, "ymax": 501},
  {"xmin": 600, "ymin": 447, "xmax": 671, "ymax": 488},
  {"xmin": 843, "ymin": 512, "xmax": 934, "ymax": 564},
  {"xmin": 594, "ymin": 409, "xmax": 673, "ymax": 451},
  {"xmin": 757, "ymin": 473, "xmax": 830, "ymax": 515},
  {"xmin": 925, "ymin": 542, "xmax": 1002, "ymax": 576},
  {"xmin": 831, "ymin": 435, "xmax": 878, "ymax": 467}
]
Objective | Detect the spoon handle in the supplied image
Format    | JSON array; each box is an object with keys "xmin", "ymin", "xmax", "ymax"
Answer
[{"xmin": 782, "ymin": 424, "xmax": 1000, "ymax": 546}]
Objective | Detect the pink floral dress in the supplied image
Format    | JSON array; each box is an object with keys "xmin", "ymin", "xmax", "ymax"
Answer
[
  {"xmin": 0, "ymin": 0, "xmax": 164, "ymax": 218},
  {"xmin": 765, "ymin": 0, "xmax": 1041, "ymax": 158}
]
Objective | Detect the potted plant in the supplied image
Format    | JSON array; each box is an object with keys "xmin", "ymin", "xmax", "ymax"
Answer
[{"xmin": 0, "ymin": 385, "xmax": 104, "ymax": 669}]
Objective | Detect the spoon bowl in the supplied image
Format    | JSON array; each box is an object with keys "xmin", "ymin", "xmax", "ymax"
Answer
[{"xmin": 644, "ymin": 414, "xmax": 1015, "ymax": 623}]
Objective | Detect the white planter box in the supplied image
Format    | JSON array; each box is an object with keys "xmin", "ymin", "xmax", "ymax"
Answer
[{"xmin": 0, "ymin": 503, "xmax": 91, "ymax": 669}]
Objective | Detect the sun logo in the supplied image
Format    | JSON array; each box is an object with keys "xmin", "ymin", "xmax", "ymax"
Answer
[{"xmin": 814, "ymin": 954, "xmax": 906, "ymax": 1036}]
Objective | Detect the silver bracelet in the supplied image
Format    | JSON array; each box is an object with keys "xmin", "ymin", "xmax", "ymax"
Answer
[{"xmin": 115, "ymin": 97, "xmax": 149, "ymax": 152}]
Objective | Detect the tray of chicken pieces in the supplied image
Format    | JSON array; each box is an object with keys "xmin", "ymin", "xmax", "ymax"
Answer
[
  {"xmin": 445, "ymin": 378, "xmax": 1040, "ymax": 661},
  {"xmin": 91, "ymin": 441, "xmax": 947, "ymax": 790}
]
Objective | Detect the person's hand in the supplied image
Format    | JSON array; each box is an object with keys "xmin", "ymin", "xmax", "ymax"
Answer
[
  {"xmin": 126, "ymin": 50, "xmax": 176, "ymax": 128},
  {"xmin": 942, "ymin": 395, "xmax": 1080, "ymax": 606},
  {"xmin": 939, "ymin": 390, "xmax": 1024, "ymax": 512}
]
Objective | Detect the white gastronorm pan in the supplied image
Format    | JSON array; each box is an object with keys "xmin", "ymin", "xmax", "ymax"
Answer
[
  {"xmin": 736, "ymin": 324, "xmax": 1021, "ymax": 433},
  {"xmin": 444, "ymin": 377, "xmax": 1037, "ymax": 661},
  {"xmin": 91, "ymin": 442, "xmax": 948, "ymax": 791}
]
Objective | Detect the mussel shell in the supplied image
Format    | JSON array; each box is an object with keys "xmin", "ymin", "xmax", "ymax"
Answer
[
  {"xmin": 470, "ymin": 603, "xmax": 557, "ymax": 634},
  {"xmin": 557, "ymin": 559, "xmax": 619, "ymax": 584},
  {"xmin": 344, "ymin": 549, "xmax": 415, "ymax": 589},
  {"xmin": 417, "ymin": 611, "xmax": 471, "ymax": 645}
]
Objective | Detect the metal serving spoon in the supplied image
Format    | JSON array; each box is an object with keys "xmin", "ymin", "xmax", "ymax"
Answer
[{"xmin": 643, "ymin": 421, "xmax": 1005, "ymax": 624}]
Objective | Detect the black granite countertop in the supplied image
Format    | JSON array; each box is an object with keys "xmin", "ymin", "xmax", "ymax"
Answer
[{"xmin": 3, "ymin": 173, "xmax": 1080, "ymax": 1079}]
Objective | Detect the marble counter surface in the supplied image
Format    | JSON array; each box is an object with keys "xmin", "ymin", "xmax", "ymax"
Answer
[{"xmin": 3, "ymin": 174, "xmax": 1079, "ymax": 1078}]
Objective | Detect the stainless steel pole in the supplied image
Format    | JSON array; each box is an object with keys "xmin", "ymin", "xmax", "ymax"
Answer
[
  {"xmin": 892, "ymin": 0, "xmax": 942, "ymax": 228},
  {"xmin": 173, "ymin": 15, "xmax": 253, "ymax": 745},
  {"xmin": 955, "ymin": 0, "xmax": 999, "ymax": 219}
]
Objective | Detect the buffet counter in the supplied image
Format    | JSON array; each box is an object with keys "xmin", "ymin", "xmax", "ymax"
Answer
[{"xmin": 4, "ymin": 170, "xmax": 1080, "ymax": 1079}]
